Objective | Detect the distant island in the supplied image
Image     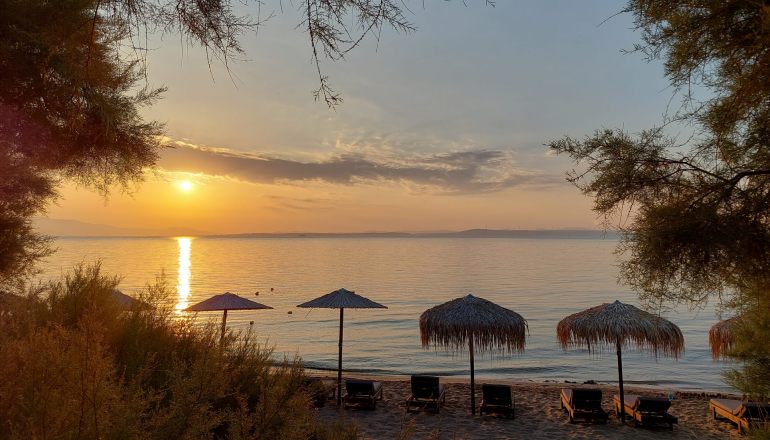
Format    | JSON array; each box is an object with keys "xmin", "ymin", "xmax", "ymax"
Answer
[
  {"xmin": 35, "ymin": 218, "xmax": 619, "ymax": 239},
  {"xmin": 209, "ymin": 229, "xmax": 620, "ymax": 240}
]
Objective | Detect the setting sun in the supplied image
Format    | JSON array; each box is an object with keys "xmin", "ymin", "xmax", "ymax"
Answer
[{"xmin": 177, "ymin": 180, "xmax": 193, "ymax": 192}]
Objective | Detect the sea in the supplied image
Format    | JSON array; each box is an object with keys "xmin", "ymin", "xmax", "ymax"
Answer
[{"xmin": 39, "ymin": 236, "xmax": 736, "ymax": 392}]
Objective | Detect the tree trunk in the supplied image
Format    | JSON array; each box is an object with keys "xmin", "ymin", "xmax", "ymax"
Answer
[
  {"xmin": 337, "ymin": 307, "xmax": 344, "ymax": 406},
  {"xmin": 470, "ymin": 337, "xmax": 476, "ymax": 415},
  {"xmin": 616, "ymin": 338, "xmax": 625, "ymax": 423}
]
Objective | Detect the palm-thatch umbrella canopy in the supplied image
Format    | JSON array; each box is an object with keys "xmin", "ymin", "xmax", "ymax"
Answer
[
  {"xmin": 0, "ymin": 291, "xmax": 27, "ymax": 316},
  {"xmin": 557, "ymin": 300, "xmax": 684, "ymax": 422},
  {"xmin": 111, "ymin": 289, "xmax": 152, "ymax": 311},
  {"xmin": 297, "ymin": 288, "xmax": 387, "ymax": 406},
  {"xmin": 420, "ymin": 294, "xmax": 528, "ymax": 415},
  {"xmin": 709, "ymin": 316, "xmax": 739, "ymax": 360},
  {"xmin": 186, "ymin": 292, "xmax": 273, "ymax": 341}
]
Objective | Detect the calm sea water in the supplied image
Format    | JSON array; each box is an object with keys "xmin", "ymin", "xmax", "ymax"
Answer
[{"xmin": 40, "ymin": 237, "xmax": 735, "ymax": 392}]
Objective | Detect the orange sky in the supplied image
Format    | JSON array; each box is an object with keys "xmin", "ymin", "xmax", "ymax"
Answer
[
  {"xmin": 44, "ymin": 2, "xmax": 672, "ymax": 234},
  {"xmin": 48, "ymin": 159, "xmax": 596, "ymax": 234}
]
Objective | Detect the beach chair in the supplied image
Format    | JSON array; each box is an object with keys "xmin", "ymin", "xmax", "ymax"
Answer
[
  {"xmin": 406, "ymin": 375, "xmax": 446, "ymax": 413},
  {"xmin": 709, "ymin": 398, "xmax": 770, "ymax": 433},
  {"xmin": 343, "ymin": 379, "xmax": 383, "ymax": 409},
  {"xmin": 613, "ymin": 394, "xmax": 678, "ymax": 429},
  {"xmin": 479, "ymin": 384, "xmax": 514, "ymax": 418},
  {"xmin": 560, "ymin": 388, "xmax": 608, "ymax": 423},
  {"xmin": 304, "ymin": 377, "xmax": 336, "ymax": 408}
]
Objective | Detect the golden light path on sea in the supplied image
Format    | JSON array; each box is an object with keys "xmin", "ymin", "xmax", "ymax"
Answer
[{"xmin": 175, "ymin": 237, "xmax": 192, "ymax": 312}]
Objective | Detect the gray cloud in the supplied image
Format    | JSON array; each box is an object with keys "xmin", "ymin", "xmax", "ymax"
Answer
[
  {"xmin": 262, "ymin": 195, "xmax": 338, "ymax": 211},
  {"xmin": 159, "ymin": 144, "xmax": 562, "ymax": 194}
]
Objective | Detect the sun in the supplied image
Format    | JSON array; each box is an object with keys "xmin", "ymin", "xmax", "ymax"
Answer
[{"xmin": 177, "ymin": 180, "xmax": 194, "ymax": 192}]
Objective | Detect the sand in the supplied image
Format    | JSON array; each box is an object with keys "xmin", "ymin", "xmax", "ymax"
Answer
[{"xmin": 315, "ymin": 374, "xmax": 742, "ymax": 439}]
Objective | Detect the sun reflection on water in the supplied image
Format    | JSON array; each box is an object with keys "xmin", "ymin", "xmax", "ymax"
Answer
[{"xmin": 175, "ymin": 237, "xmax": 192, "ymax": 312}]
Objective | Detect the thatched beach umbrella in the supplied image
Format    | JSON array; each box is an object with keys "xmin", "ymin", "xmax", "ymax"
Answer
[
  {"xmin": 0, "ymin": 291, "xmax": 27, "ymax": 316},
  {"xmin": 709, "ymin": 316, "xmax": 739, "ymax": 360},
  {"xmin": 111, "ymin": 289, "xmax": 152, "ymax": 311},
  {"xmin": 557, "ymin": 300, "xmax": 684, "ymax": 422},
  {"xmin": 297, "ymin": 288, "xmax": 387, "ymax": 406},
  {"xmin": 420, "ymin": 294, "xmax": 527, "ymax": 415},
  {"xmin": 186, "ymin": 292, "xmax": 273, "ymax": 340}
]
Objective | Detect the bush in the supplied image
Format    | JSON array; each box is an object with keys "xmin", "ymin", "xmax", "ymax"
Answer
[{"xmin": 0, "ymin": 263, "xmax": 355, "ymax": 439}]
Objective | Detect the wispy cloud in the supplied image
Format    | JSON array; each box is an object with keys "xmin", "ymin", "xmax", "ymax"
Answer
[{"xmin": 158, "ymin": 141, "xmax": 563, "ymax": 194}]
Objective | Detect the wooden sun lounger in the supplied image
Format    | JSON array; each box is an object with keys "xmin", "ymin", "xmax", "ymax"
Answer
[
  {"xmin": 710, "ymin": 398, "xmax": 770, "ymax": 433},
  {"xmin": 480, "ymin": 384, "xmax": 514, "ymax": 418},
  {"xmin": 613, "ymin": 394, "xmax": 677, "ymax": 429},
  {"xmin": 406, "ymin": 375, "xmax": 446, "ymax": 413},
  {"xmin": 343, "ymin": 379, "xmax": 383, "ymax": 409},
  {"xmin": 560, "ymin": 388, "xmax": 608, "ymax": 423}
]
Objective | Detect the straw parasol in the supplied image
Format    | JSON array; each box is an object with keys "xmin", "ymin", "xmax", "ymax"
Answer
[
  {"xmin": 0, "ymin": 291, "xmax": 27, "ymax": 316},
  {"xmin": 419, "ymin": 293, "xmax": 528, "ymax": 414},
  {"xmin": 557, "ymin": 300, "xmax": 684, "ymax": 422},
  {"xmin": 297, "ymin": 288, "xmax": 387, "ymax": 406},
  {"xmin": 186, "ymin": 292, "xmax": 273, "ymax": 341},
  {"xmin": 111, "ymin": 289, "xmax": 152, "ymax": 311},
  {"xmin": 709, "ymin": 316, "xmax": 739, "ymax": 360}
]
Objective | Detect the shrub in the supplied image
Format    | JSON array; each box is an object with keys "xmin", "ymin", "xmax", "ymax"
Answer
[{"xmin": 0, "ymin": 263, "xmax": 354, "ymax": 439}]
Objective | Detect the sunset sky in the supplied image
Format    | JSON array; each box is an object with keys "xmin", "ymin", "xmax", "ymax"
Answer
[{"xmin": 47, "ymin": 1, "xmax": 675, "ymax": 234}]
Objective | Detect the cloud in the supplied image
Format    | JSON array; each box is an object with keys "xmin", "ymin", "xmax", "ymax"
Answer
[
  {"xmin": 262, "ymin": 195, "xmax": 338, "ymax": 211},
  {"xmin": 158, "ymin": 141, "xmax": 563, "ymax": 194}
]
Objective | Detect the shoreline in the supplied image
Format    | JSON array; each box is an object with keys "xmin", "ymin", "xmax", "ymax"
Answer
[
  {"xmin": 305, "ymin": 369, "xmax": 740, "ymax": 398},
  {"xmin": 313, "ymin": 374, "xmax": 743, "ymax": 439}
]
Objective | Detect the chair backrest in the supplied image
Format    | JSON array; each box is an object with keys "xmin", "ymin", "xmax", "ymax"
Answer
[
  {"xmin": 345, "ymin": 380, "xmax": 374, "ymax": 396},
  {"xmin": 411, "ymin": 375, "xmax": 441, "ymax": 398},
  {"xmin": 739, "ymin": 402, "xmax": 770, "ymax": 420},
  {"xmin": 572, "ymin": 388, "xmax": 603, "ymax": 409},
  {"xmin": 482, "ymin": 384, "xmax": 512, "ymax": 405},
  {"xmin": 635, "ymin": 396, "xmax": 671, "ymax": 413}
]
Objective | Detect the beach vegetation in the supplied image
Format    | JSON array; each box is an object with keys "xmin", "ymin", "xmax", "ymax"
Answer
[
  {"xmin": 0, "ymin": 263, "xmax": 357, "ymax": 439},
  {"xmin": 550, "ymin": 0, "xmax": 770, "ymax": 405}
]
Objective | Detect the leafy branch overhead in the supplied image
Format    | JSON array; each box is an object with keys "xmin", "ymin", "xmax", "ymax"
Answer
[
  {"xmin": 550, "ymin": 129, "xmax": 770, "ymax": 305},
  {"xmin": 106, "ymin": 1, "xmax": 489, "ymax": 107},
  {"xmin": 103, "ymin": 0, "xmax": 438, "ymax": 108}
]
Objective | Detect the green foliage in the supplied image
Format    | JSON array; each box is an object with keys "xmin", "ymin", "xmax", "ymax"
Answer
[
  {"xmin": 0, "ymin": 0, "xmax": 163, "ymax": 287},
  {"xmin": 0, "ymin": 150, "xmax": 55, "ymax": 287},
  {"xmin": 0, "ymin": 264, "xmax": 356, "ymax": 438},
  {"xmin": 550, "ymin": 0, "xmax": 770, "ymax": 398},
  {"xmin": 722, "ymin": 282, "xmax": 770, "ymax": 398}
]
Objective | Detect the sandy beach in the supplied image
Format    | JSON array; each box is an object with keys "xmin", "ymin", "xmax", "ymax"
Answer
[{"xmin": 315, "ymin": 374, "xmax": 741, "ymax": 439}]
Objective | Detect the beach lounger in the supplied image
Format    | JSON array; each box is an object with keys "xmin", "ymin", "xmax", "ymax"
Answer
[
  {"xmin": 343, "ymin": 379, "xmax": 383, "ymax": 409},
  {"xmin": 613, "ymin": 394, "xmax": 677, "ymax": 429},
  {"xmin": 304, "ymin": 377, "xmax": 336, "ymax": 408},
  {"xmin": 560, "ymin": 388, "xmax": 608, "ymax": 423},
  {"xmin": 479, "ymin": 384, "xmax": 514, "ymax": 418},
  {"xmin": 406, "ymin": 375, "xmax": 446, "ymax": 413},
  {"xmin": 709, "ymin": 398, "xmax": 770, "ymax": 433}
]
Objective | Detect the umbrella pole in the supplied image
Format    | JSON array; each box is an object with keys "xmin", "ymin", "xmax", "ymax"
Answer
[
  {"xmin": 220, "ymin": 309, "xmax": 228, "ymax": 343},
  {"xmin": 469, "ymin": 337, "xmax": 476, "ymax": 415},
  {"xmin": 616, "ymin": 338, "xmax": 625, "ymax": 423},
  {"xmin": 337, "ymin": 307, "xmax": 344, "ymax": 407}
]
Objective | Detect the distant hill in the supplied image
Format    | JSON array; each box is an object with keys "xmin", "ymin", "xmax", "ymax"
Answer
[
  {"xmin": 34, "ymin": 218, "xmax": 618, "ymax": 239},
  {"xmin": 33, "ymin": 217, "xmax": 209, "ymax": 237},
  {"xmin": 211, "ymin": 229, "xmax": 619, "ymax": 239}
]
